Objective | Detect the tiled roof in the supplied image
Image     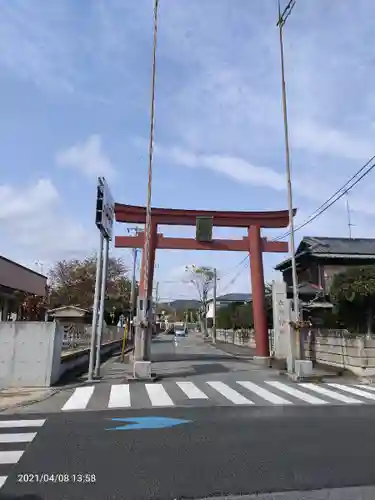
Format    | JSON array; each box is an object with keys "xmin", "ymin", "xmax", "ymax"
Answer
[
  {"xmin": 275, "ymin": 236, "xmax": 375, "ymax": 270},
  {"xmin": 299, "ymin": 236, "xmax": 375, "ymax": 255},
  {"xmin": 215, "ymin": 293, "xmax": 252, "ymax": 303}
]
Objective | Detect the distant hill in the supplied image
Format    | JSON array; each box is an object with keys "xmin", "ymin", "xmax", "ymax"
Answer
[{"xmin": 158, "ymin": 299, "xmax": 201, "ymax": 312}]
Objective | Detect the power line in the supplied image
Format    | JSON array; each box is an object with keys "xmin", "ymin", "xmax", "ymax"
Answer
[
  {"xmin": 273, "ymin": 155, "xmax": 375, "ymax": 242},
  {"xmin": 218, "ymin": 256, "xmax": 249, "ymax": 295},
  {"xmin": 214, "ymin": 154, "xmax": 375, "ymax": 290}
]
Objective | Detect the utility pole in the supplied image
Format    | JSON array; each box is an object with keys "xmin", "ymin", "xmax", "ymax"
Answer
[
  {"xmin": 212, "ymin": 268, "xmax": 217, "ymax": 344},
  {"xmin": 134, "ymin": 0, "xmax": 159, "ymax": 379},
  {"xmin": 154, "ymin": 281, "xmax": 159, "ymax": 306},
  {"xmin": 277, "ymin": 0, "xmax": 298, "ymax": 320},
  {"xmin": 277, "ymin": 0, "xmax": 300, "ymax": 364}
]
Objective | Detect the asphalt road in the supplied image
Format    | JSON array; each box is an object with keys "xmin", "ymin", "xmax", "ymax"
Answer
[{"xmin": 2, "ymin": 404, "xmax": 375, "ymax": 499}]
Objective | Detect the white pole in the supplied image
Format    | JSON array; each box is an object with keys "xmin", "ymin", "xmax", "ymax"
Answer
[
  {"xmin": 278, "ymin": 2, "xmax": 299, "ymax": 321},
  {"xmin": 277, "ymin": 0, "xmax": 300, "ymax": 365},
  {"xmin": 88, "ymin": 232, "xmax": 104, "ymax": 382},
  {"xmin": 212, "ymin": 268, "xmax": 217, "ymax": 344},
  {"xmin": 95, "ymin": 235, "xmax": 109, "ymax": 378}
]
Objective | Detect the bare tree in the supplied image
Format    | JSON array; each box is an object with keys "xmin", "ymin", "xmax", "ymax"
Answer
[{"xmin": 185, "ymin": 265, "xmax": 215, "ymax": 336}]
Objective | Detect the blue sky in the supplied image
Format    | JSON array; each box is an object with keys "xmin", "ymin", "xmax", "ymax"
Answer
[{"xmin": 1, "ymin": 0, "xmax": 375, "ymax": 302}]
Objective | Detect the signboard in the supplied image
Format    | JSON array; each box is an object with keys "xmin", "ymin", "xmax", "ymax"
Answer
[
  {"xmin": 196, "ymin": 216, "xmax": 213, "ymax": 242},
  {"xmin": 95, "ymin": 177, "xmax": 114, "ymax": 240}
]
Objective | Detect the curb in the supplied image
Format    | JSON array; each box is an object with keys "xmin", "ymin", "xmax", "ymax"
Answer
[
  {"xmin": 0, "ymin": 389, "xmax": 60, "ymax": 413},
  {"xmin": 278, "ymin": 370, "xmax": 344, "ymax": 383},
  {"xmin": 0, "ymin": 346, "xmax": 134, "ymax": 413}
]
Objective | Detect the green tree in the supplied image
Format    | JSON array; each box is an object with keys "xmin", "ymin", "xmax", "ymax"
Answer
[
  {"xmin": 216, "ymin": 282, "xmax": 273, "ymax": 330},
  {"xmin": 185, "ymin": 265, "xmax": 216, "ymax": 336},
  {"xmin": 48, "ymin": 255, "xmax": 132, "ymax": 321},
  {"xmin": 330, "ymin": 265, "xmax": 375, "ymax": 334}
]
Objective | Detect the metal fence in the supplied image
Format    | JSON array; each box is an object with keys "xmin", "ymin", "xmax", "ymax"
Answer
[{"xmin": 60, "ymin": 322, "xmax": 125, "ymax": 352}]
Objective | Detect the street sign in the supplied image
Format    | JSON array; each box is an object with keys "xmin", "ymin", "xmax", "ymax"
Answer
[
  {"xmin": 95, "ymin": 177, "xmax": 115, "ymax": 240},
  {"xmin": 106, "ymin": 417, "xmax": 192, "ymax": 431}
]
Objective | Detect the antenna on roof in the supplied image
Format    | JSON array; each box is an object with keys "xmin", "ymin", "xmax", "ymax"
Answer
[{"xmin": 345, "ymin": 192, "xmax": 354, "ymax": 238}]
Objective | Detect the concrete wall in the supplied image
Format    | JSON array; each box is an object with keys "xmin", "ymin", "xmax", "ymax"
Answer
[
  {"xmin": 0, "ymin": 321, "xmax": 63, "ymax": 388},
  {"xmin": 0, "ymin": 321, "xmax": 125, "ymax": 388}
]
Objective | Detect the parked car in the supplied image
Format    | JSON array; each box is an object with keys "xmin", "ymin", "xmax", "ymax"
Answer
[{"xmin": 175, "ymin": 328, "xmax": 186, "ymax": 337}]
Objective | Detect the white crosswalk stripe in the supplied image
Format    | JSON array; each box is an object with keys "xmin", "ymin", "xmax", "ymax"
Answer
[
  {"xmin": 207, "ymin": 381, "xmax": 254, "ymax": 404},
  {"xmin": 108, "ymin": 384, "xmax": 131, "ymax": 408},
  {"xmin": 62, "ymin": 386, "xmax": 95, "ymax": 411},
  {"xmin": 237, "ymin": 381, "xmax": 292, "ymax": 404},
  {"xmin": 145, "ymin": 383, "xmax": 175, "ymax": 406},
  {"xmin": 355, "ymin": 384, "xmax": 375, "ymax": 392},
  {"xmin": 266, "ymin": 381, "xmax": 328, "ymax": 404},
  {"xmin": 0, "ymin": 433, "xmax": 37, "ymax": 443},
  {"xmin": 53, "ymin": 381, "xmax": 375, "ymax": 412},
  {"xmin": 298, "ymin": 383, "xmax": 363, "ymax": 404},
  {"xmin": 176, "ymin": 381, "xmax": 209, "ymax": 399},
  {"xmin": 327, "ymin": 383, "xmax": 375, "ymax": 401},
  {"xmin": 0, "ymin": 418, "xmax": 45, "ymax": 491},
  {"xmin": 0, "ymin": 419, "xmax": 45, "ymax": 428}
]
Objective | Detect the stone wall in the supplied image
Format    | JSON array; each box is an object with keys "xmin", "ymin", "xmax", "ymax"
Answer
[
  {"xmin": 304, "ymin": 329, "xmax": 375, "ymax": 377},
  {"xmin": 216, "ymin": 326, "xmax": 375, "ymax": 377},
  {"xmin": 215, "ymin": 329, "xmax": 275, "ymax": 351}
]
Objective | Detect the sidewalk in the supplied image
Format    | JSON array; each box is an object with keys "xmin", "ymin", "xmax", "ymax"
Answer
[
  {"xmin": 213, "ymin": 338, "xmax": 354, "ymax": 382},
  {"xmin": 213, "ymin": 340, "xmax": 256, "ymax": 359},
  {"xmin": 0, "ymin": 387, "xmax": 56, "ymax": 412}
]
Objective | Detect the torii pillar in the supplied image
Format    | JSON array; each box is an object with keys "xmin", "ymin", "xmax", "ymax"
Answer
[
  {"xmin": 248, "ymin": 225, "xmax": 268, "ymax": 357},
  {"xmin": 114, "ymin": 203, "xmax": 295, "ymax": 365}
]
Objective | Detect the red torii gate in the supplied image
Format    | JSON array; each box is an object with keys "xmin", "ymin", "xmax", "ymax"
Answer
[{"xmin": 114, "ymin": 203, "xmax": 295, "ymax": 359}]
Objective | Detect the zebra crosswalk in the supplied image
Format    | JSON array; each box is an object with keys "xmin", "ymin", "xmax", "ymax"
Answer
[
  {"xmin": 54, "ymin": 380, "xmax": 375, "ymax": 412},
  {"xmin": 0, "ymin": 418, "xmax": 46, "ymax": 491}
]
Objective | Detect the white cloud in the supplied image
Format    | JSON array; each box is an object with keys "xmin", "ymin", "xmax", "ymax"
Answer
[
  {"xmin": 155, "ymin": 142, "xmax": 375, "ymax": 221},
  {"xmin": 292, "ymin": 121, "xmax": 374, "ymax": 162},
  {"xmin": 56, "ymin": 134, "xmax": 116, "ymax": 180},
  {"xmin": 156, "ymin": 144, "xmax": 286, "ymax": 191},
  {"xmin": 0, "ymin": 179, "xmax": 97, "ymax": 265},
  {"xmin": 0, "ymin": 179, "xmax": 59, "ymax": 220}
]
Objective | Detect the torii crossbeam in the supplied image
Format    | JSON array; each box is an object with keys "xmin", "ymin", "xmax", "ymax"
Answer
[{"xmin": 114, "ymin": 203, "xmax": 295, "ymax": 359}]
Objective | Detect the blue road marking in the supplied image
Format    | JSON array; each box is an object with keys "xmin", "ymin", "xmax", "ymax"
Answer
[{"xmin": 106, "ymin": 416, "xmax": 192, "ymax": 431}]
